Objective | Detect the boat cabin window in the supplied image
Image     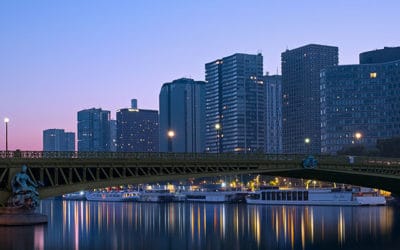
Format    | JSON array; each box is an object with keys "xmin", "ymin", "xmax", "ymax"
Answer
[
  {"xmin": 287, "ymin": 192, "xmax": 292, "ymax": 201},
  {"xmin": 266, "ymin": 192, "xmax": 271, "ymax": 200},
  {"xmin": 304, "ymin": 191, "xmax": 309, "ymax": 200},
  {"xmin": 298, "ymin": 191, "xmax": 303, "ymax": 201}
]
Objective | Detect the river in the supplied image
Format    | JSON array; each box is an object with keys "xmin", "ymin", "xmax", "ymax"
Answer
[{"xmin": 0, "ymin": 199, "xmax": 399, "ymax": 250}]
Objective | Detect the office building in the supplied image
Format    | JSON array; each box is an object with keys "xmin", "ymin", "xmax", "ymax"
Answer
[
  {"xmin": 43, "ymin": 129, "xmax": 75, "ymax": 151},
  {"xmin": 321, "ymin": 48, "xmax": 400, "ymax": 154},
  {"xmin": 159, "ymin": 78, "xmax": 205, "ymax": 152},
  {"xmin": 281, "ymin": 44, "xmax": 338, "ymax": 153},
  {"xmin": 264, "ymin": 74, "xmax": 282, "ymax": 153},
  {"xmin": 116, "ymin": 99, "xmax": 159, "ymax": 152},
  {"xmin": 77, "ymin": 108, "xmax": 111, "ymax": 152},
  {"xmin": 205, "ymin": 53, "xmax": 264, "ymax": 153},
  {"xmin": 109, "ymin": 120, "xmax": 117, "ymax": 152},
  {"xmin": 359, "ymin": 46, "xmax": 400, "ymax": 64}
]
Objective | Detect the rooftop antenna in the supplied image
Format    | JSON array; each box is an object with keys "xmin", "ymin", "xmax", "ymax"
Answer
[{"xmin": 276, "ymin": 66, "xmax": 279, "ymax": 75}]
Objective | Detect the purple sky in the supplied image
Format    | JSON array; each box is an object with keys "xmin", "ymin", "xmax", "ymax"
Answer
[{"xmin": 0, "ymin": 0, "xmax": 399, "ymax": 150}]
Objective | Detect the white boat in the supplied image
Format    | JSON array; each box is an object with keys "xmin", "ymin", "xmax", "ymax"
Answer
[
  {"xmin": 62, "ymin": 191, "xmax": 86, "ymax": 201},
  {"xmin": 246, "ymin": 187, "xmax": 386, "ymax": 206},
  {"xmin": 138, "ymin": 189, "xmax": 175, "ymax": 202},
  {"xmin": 183, "ymin": 191, "xmax": 248, "ymax": 203},
  {"xmin": 86, "ymin": 190, "xmax": 141, "ymax": 202}
]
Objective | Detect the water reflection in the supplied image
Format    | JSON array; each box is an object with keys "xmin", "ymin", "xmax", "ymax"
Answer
[{"xmin": 0, "ymin": 201, "xmax": 399, "ymax": 249}]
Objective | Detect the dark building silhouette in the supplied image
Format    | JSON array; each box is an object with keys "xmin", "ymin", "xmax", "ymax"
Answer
[
  {"xmin": 282, "ymin": 44, "xmax": 338, "ymax": 154},
  {"xmin": 116, "ymin": 99, "xmax": 159, "ymax": 152},
  {"xmin": 321, "ymin": 48, "xmax": 400, "ymax": 153},
  {"xmin": 159, "ymin": 78, "xmax": 205, "ymax": 153},
  {"xmin": 77, "ymin": 108, "xmax": 111, "ymax": 152},
  {"xmin": 205, "ymin": 53, "xmax": 265, "ymax": 153},
  {"xmin": 43, "ymin": 129, "xmax": 75, "ymax": 151},
  {"xmin": 359, "ymin": 46, "xmax": 400, "ymax": 64}
]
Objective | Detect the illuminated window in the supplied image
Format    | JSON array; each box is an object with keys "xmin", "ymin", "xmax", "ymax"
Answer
[{"xmin": 370, "ymin": 72, "xmax": 377, "ymax": 78}]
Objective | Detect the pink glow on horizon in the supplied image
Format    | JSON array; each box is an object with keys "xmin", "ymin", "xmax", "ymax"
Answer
[{"xmin": 1, "ymin": 1, "xmax": 399, "ymax": 150}]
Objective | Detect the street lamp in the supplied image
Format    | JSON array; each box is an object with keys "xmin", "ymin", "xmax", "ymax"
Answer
[
  {"xmin": 167, "ymin": 130, "xmax": 175, "ymax": 152},
  {"xmin": 215, "ymin": 123, "xmax": 221, "ymax": 153},
  {"xmin": 304, "ymin": 137, "xmax": 310, "ymax": 155},
  {"xmin": 354, "ymin": 132, "xmax": 362, "ymax": 141},
  {"xmin": 4, "ymin": 117, "xmax": 9, "ymax": 155}
]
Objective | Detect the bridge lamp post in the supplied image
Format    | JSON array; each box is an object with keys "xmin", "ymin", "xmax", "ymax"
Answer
[
  {"xmin": 312, "ymin": 180, "xmax": 317, "ymax": 189},
  {"xmin": 167, "ymin": 130, "xmax": 175, "ymax": 153},
  {"xmin": 304, "ymin": 138, "xmax": 311, "ymax": 155},
  {"xmin": 354, "ymin": 132, "xmax": 362, "ymax": 143},
  {"xmin": 215, "ymin": 123, "xmax": 221, "ymax": 154},
  {"xmin": 4, "ymin": 117, "xmax": 9, "ymax": 156}
]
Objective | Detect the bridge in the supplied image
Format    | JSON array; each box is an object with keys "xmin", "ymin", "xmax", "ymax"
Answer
[{"xmin": 1, "ymin": 151, "xmax": 400, "ymax": 206}]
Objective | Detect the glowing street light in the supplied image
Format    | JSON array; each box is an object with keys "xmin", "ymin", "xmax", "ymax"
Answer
[
  {"xmin": 215, "ymin": 123, "xmax": 221, "ymax": 153},
  {"xmin": 4, "ymin": 117, "xmax": 9, "ymax": 154},
  {"xmin": 167, "ymin": 130, "xmax": 175, "ymax": 152},
  {"xmin": 167, "ymin": 130, "xmax": 175, "ymax": 138},
  {"xmin": 304, "ymin": 137, "xmax": 311, "ymax": 154},
  {"xmin": 354, "ymin": 132, "xmax": 362, "ymax": 140}
]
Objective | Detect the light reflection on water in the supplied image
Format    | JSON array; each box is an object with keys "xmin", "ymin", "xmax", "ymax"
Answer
[{"xmin": 0, "ymin": 200, "xmax": 399, "ymax": 250}]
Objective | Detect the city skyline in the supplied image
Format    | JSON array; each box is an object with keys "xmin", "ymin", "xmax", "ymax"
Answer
[{"xmin": 1, "ymin": 1, "xmax": 400, "ymax": 150}]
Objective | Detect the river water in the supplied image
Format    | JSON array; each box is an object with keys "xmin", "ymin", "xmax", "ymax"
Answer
[{"xmin": 0, "ymin": 199, "xmax": 399, "ymax": 250}]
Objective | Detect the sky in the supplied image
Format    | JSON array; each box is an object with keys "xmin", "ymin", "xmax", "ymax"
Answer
[{"xmin": 0, "ymin": 0, "xmax": 399, "ymax": 150}]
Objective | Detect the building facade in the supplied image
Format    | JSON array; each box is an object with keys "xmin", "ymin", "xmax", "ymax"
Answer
[
  {"xmin": 109, "ymin": 120, "xmax": 117, "ymax": 152},
  {"xmin": 264, "ymin": 74, "xmax": 282, "ymax": 153},
  {"xmin": 116, "ymin": 100, "xmax": 159, "ymax": 152},
  {"xmin": 77, "ymin": 108, "xmax": 111, "ymax": 152},
  {"xmin": 321, "ymin": 49, "xmax": 400, "ymax": 154},
  {"xmin": 281, "ymin": 44, "xmax": 338, "ymax": 154},
  {"xmin": 159, "ymin": 78, "xmax": 205, "ymax": 152},
  {"xmin": 205, "ymin": 53, "xmax": 265, "ymax": 153},
  {"xmin": 43, "ymin": 129, "xmax": 75, "ymax": 151},
  {"xmin": 359, "ymin": 46, "xmax": 400, "ymax": 64}
]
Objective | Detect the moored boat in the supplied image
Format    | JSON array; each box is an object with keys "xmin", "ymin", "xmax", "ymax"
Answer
[
  {"xmin": 246, "ymin": 187, "xmax": 386, "ymax": 206},
  {"xmin": 183, "ymin": 191, "xmax": 248, "ymax": 203},
  {"xmin": 138, "ymin": 189, "xmax": 175, "ymax": 202},
  {"xmin": 86, "ymin": 190, "xmax": 141, "ymax": 202},
  {"xmin": 62, "ymin": 191, "xmax": 87, "ymax": 201}
]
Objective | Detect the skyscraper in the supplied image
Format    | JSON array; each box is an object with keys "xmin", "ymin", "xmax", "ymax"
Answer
[
  {"xmin": 109, "ymin": 120, "xmax": 117, "ymax": 152},
  {"xmin": 359, "ymin": 46, "xmax": 400, "ymax": 64},
  {"xmin": 116, "ymin": 100, "xmax": 159, "ymax": 152},
  {"xmin": 205, "ymin": 53, "xmax": 264, "ymax": 153},
  {"xmin": 43, "ymin": 129, "xmax": 75, "ymax": 151},
  {"xmin": 264, "ymin": 74, "xmax": 282, "ymax": 153},
  {"xmin": 281, "ymin": 44, "xmax": 338, "ymax": 154},
  {"xmin": 77, "ymin": 108, "xmax": 111, "ymax": 152},
  {"xmin": 159, "ymin": 78, "xmax": 205, "ymax": 152},
  {"xmin": 321, "ymin": 47, "xmax": 400, "ymax": 153}
]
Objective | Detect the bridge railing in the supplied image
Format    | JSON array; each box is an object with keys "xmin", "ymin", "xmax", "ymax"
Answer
[
  {"xmin": 1, "ymin": 151, "xmax": 399, "ymax": 166},
  {"xmin": 0, "ymin": 150, "xmax": 306, "ymax": 160},
  {"xmin": 0, "ymin": 151, "xmax": 315, "ymax": 162}
]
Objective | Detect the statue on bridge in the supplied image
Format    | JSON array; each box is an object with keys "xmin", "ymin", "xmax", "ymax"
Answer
[
  {"xmin": 302, "ymin": 155, "xmax": 318, "ymax": 169},
  {"xmin": 8, "ymin": 165, "xmax": 40, "ymax": 209}
]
